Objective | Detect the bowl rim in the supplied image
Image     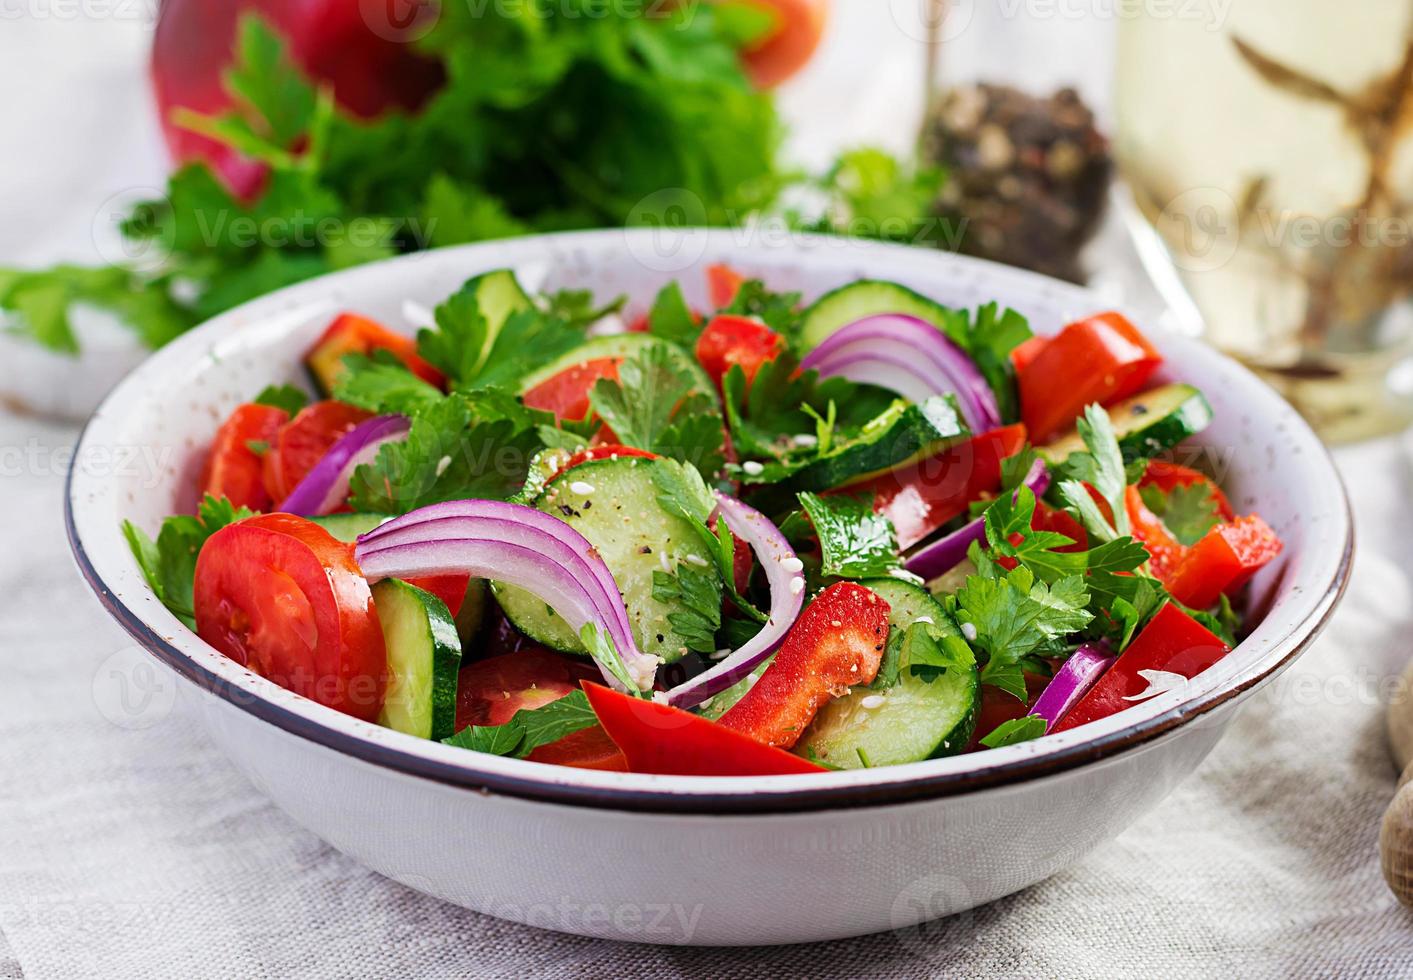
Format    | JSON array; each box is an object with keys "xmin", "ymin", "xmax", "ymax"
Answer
[{"xmin": 65, "ymin": 228, "xmax": 1355, "ymax": 816}]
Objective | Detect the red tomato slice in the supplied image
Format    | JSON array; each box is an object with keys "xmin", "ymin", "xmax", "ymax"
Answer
[
  {"xmin": 695, "ymin": 315, "xmax": 783, "ymax": 388},
  {"xmin": 200, "ymin": 403, "xmax": 288, "ymax": 512},
  {"xmin": 1019, "ymin": 312, "xmax": 1162, "ymax": 443},
  {"xmin": 706, "ymin": 263, "xmax": 747, "ymax": 308},
  {"xmin": 306, "ymin": 313, "xmax": 445, "ymax": 392},
  {"xmin": 718, "ymin": 582, "xmax": 891, "ymax": 749},
  {"xmin": 965, "ymin": 671, "xmax": 1051, "ymax": 751},
  {"xmin": 405, "ymin": 574, "xmax": 471, "ymax": 618},
  {"xmin": 547, "ymin": 444, "xmax": 658, "ymax": 484},
  {"xmin": 526, "ymin": 724, "xmax": 628, "ymax": 772},
  {"xmin": 1165, "ymin": 515, "xmax": 1282, "ymax": 610},
  {"xmin": 193, "ymin": 513, "xmax": 388, "ymax": 721},
  {"xmin": 847, "ymin": 424, "xmax": 1027, "ymax": 550},
  {"xmin": 737, "ymin": 0, "xmax": 829, "ymax": 88},
  {"xmin": 454, "ymin": 649, "xmax": 600, "ymax": 731},
  {"xmin": 262, "ymin": 400, "xmax": 373, "ymax": 504},
  {"xmin": 1139, "ymin": 460, "xmax": 1236, "ymax": 522},
  {"xmin": 1052, "ymin": 604, "xmax": 1230, "ymax": 733},
  {"xmin": 582, "ymin": 682, "xmax": 826, "ymax": 776},
  {"xmin": 1032, "ymin": 501, "xmax": 1089, "ymax": 553},
  {"xmin": 522, "ymin": 358, "xmax": 622, "ymax": 423}
]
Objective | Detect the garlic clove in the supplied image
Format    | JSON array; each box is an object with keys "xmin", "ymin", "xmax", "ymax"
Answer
[
  {"xmin": 1387, "ymin": 660, "xmax": 1413, "ymax": 772},
  {"xmin": 1380, "ymin": 782, "xmax": 1413, "ymax": 908}
]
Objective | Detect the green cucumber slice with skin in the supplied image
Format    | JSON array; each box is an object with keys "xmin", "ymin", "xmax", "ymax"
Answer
[
  {"xmin": 796, "ymin": 579, "xmax": 979, "ymax": 769},
  {"xmin": 309, "ymin": 513, "xmax": 388, "ymax": 543},
  {"xmin": 492, "ymin": 456, "xmax": 709, "ymax": 663},
  {"xmin": 517, "ymin": 334, "xmax": 714, "ymax": 396},
  {"xmin": 1037, "ymin": 383, "xmax": 1213, "ymax": 465},
  {"xmin": 461, "ymin": 269, "xmax": 534, "ymax": 375},
  {"xmin": 372, "ymin": 579, "xmax": 462, "ymax": 741},
  {"xmin": 800, "ymin": 280, "xmax": 954, "ymax": 350},
  {"xmin": 788, "ymin": 396, "xmax": 969, "ymax": 492}
]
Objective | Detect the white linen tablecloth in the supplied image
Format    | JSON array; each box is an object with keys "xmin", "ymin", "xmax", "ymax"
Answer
[{"xmin": 2, "ymin": 5, "xmax": 1411, "ymax": 977}]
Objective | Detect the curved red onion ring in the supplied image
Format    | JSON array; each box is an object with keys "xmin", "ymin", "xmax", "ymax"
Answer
[
  {"xmin": 277, "ymin": 414, "xmax": 409, "ymax": 517},
  {"xmin": 354, "ymin": 500, "xmax": 659, "ymax": 691},
  {"xmin": 802, "ymin": 315, "xmax": 1000, "ymax": 432},
  {"xmin": 904, "ymin": 458, "xmax": 1051, "ymax": 580},
  {"xmin": 663, "ymin": 492, "xmax": 805, "ymax": 710},
  {"xmin": 1028, "ymin": 643, "xmax": 1115, "ymax": 732}
]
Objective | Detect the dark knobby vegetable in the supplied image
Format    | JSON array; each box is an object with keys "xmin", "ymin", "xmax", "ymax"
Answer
[
  {"xmin": 800, "ymin": 315, "xmax": 1001, "ymax": 432},
  {"xmin": 354, "ymin": 500, "xmax": 660, "ymax": 693}
]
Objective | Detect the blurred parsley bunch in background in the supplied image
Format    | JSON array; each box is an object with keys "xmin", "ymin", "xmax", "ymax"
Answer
[{"xmin": 0, "ymin": 6, "xmax": 940, "ymax": 354}]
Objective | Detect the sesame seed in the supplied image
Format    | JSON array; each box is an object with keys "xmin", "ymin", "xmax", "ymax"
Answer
[
  {"xmin": 435, "ymin": 455, "xmax": 452, "ymax": 477},
  {"xmin": 861, "ymin": 694, "xmax": 885, "ymax": 709},
  {"xmin": 961, "ymin": 622, "xmax": 978, "ymax": 642},
  {"xmin": 793, "ymin": 434, "xmax": 818, "ymax": 448},
  {"xmin": 569, "ymin": 480, "xmax": 595, "ymax": 495},
  {"xmin": 915, "ymin": 616, "xmax": 934, "ymax": 625},
  {"xmin": 710, "ymin": 648, "xmax": 732, "ymax": 661},
  {"xmin": 788, "ymin": 576, "xmax": 805, "ymax": 595},
  {"xmin": 684, "ymin": 554, "xmax": 710, "ymax": 567},
  {"xmin": 742, "ymin": 460, "xmax": 765, "ymax": 476},
  {"xmin": 781, "ymin": 556, "xmax": 804, "ymax": 574},
  {"xmin": 830, "ymin": 619, "xmax": 843, "ymax": 628}
]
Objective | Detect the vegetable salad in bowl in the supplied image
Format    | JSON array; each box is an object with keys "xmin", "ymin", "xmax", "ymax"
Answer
[{"xmin": 123, "ymin": 263, "xmax": 1283, "ymax": 776}]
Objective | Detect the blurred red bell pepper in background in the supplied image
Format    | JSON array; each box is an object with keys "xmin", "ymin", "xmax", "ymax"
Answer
[
  {"xmin": 695, "ymin": 315, "xmax": 784, "ymax": 389},
  {"xmin": 306, "ymin": 313, "xmax": 446, "ymax": 393},
  {"xmin": 1051, "ymin": 603, "xmax": 1231, "ymax": 733},
  {"xmin": 582, "ymin": 683, "xmax": 825, "ymax": 776}
]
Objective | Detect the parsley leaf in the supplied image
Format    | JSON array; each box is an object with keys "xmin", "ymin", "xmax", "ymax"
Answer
[
  {"xmin": 1055, "ymin": 405, "xmax": 1134, "ymax": 541},
  {"xmin": 645, "ymin": 281, "xmax": 700, "ymax": 346},
  {"xmin": 797, "ymin": 491, "xmax": 900, "ymax": 580},
  {"xmin": 443, "ymin": 689, "xmax": 598, "ymax": 757},
  {"xmin": 122, "ymin": 496, "xmax": 257, "ymax": 629},
  {"xmin": 589, "ymin": 343, "xmax": 725, "ymax": 477},
  {"xmin": 347, "ymin": 391, "xmax": 544, "ymax": 513},
  {"xmin": 653, "ymin": 562, "xmax": 724, "ymax": 655},
  {"xmin": 980, "ymin": 715, "xmax": 1047, "ymax": 748},
  {"xmin": 253, "ymin": 383, "xmax": 308, "ymax": 416},
  {"xmin": 1139, "ymin": 482, "xmax": 1223, "ymax": 546},
  {"xmin": 897, "ymin": 621, "xmax": 975, "ymax": 685},
  {"xmin": 333, "ymin": 354, "xmax": 444, "ymax": 416},
  {"xmin": 941, "ymin": 303, "xmax": 1032, "ymax": 423},
  {"xmin": 719, "ymin": 279, "xmax": 803, "ymax": 337}
]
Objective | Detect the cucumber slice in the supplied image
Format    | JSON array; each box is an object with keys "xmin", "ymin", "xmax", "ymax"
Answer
[
  {"xmin": 459, "ymin": 269, "xmax": 535, "ymax": 376},
  {"xmin": 797, "ymin": 579, "xmax": 978, "ymax": 769},
  {"xmin": 789, "ymin": 396, "xmax": 968, "ymax": 491},
  {"xmin": 372, "ymin": 579, "xmax": 462, "ymax": 741},
  {"xmin": 800, "ymin": 280, "xmax": 954, "ymax": 350},
  {"xmin": 309, "ymin": 513, "xmax": 388, "ymax": 543},
  {"xmin": 518, "ymin": 334, "xmax": 714, "ymax": 397},
  {"xmin": 1038, "ymin": 383, "xmax": 1213, "ymax": 464},
  {"xmin": 492, "ymin": 456, "xmax": 709, "ymax": 663}
]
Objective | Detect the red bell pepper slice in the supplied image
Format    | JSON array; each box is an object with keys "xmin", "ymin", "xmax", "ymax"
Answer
[
  {"xmin": 706, "ymin": 263, "xmax": 747, "ymax": 308},
  {"xmin": 695, "ymin": 315, "xmax": 783, "ymax": 388},
  {"xmin": 1051, "ymin": 603, "xmax": 1231, "ymax": 733},
  {"xmin": 1165, "ymin": 516, "xmax": 1282, "ymax": 610},
  {"xmin": 526, "ymin": 723, "xmax": 628, "ymax": 772},
  {"xmin": 1125, "ymin": 485, "xmax": 1187, "ymax": 582},
  {"xmin": 306, "ymin": 313, "xmax": 445, "ymax": 392},
  {"xmin": 843, "ymin": 424, "xmax": 1027, "ymax": 549},
  {"xmin": 582, "ymin": 683, "xmax": 825, "ymax": 776},
  {"xmin": 966, "ymin": 670, "xmax": 1051, "ymax": 751},
  {"xmin": 717, "ymin": 582, "xmax": 891, "ymax": 749},
  {"xmin": 1018, "ymin": 312, "xmax": 1162, "ymax": 443},
  {"xmin": 1009, "ymin": 335, "xmax": 1048, "ymax": 374},
  {"xmin": 200, "ymin": 402, "xmax": 289, "ymax": 512},
  {"xmin": 1139, "ymin": 460, "xmax": 1235, "ymax": 522},
  {"xmin": 522, "ymin": 357, "xmax": 623, "ymax": 423}
]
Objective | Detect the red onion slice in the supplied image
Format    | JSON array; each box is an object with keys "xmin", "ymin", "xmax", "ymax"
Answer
[
  {"xmin": 802, "ymin": 315, "xmax": 1000, "ymax": 432},
  {"xmin": 354, "ymin": 501, "xmax": 660, "ymax": 691},
  {"xmin": 1029, "ymin": 643, "xmax": 1115, "ymax": 732},
  {"xmin": 277, "ymin": 414, "xmax": 410, "ymax": 517},
  {"xmin": 904, "ymin": 458, "xmax": 1051, "ymax": 580},
  {"xmin": 663, "ymin": 493, "xmax": 805, "ymax": 710}
]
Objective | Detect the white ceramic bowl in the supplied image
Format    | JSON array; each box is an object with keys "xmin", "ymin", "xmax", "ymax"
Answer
[{"xmin": 67, "ymin": 229, "xmax": 1352, "ymax": 945}]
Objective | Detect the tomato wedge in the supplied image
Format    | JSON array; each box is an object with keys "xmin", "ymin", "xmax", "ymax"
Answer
[
  {"xmin": 1051, "ymin": 603, "xmax": 1230, "ymax": 733},
  {"xmin": 695, "ymin": 315, "xmax": 782, "ymax": 388},
  {"xmin": 582, "ymin": 682, "xmax": 825, "ymax": 776},
  {"xmin": 305, "ymin": 313, "xmax": 445, "ymax": 392},
  {"xmin": 522, "ymin": 358, "xmax": 623, "ymax": 423},
  {"xmin": 845, "ymin": 424, "xmax": 1027, "ymax": 550},
  {"xmin": 717, "ymin": 582, "xmax": 891, "ymax": 749},
  {"xmin": 1019, "ymin": 312, "xmax": 1162, "ymax": 443},
  {"xmin": 454, "ymin": 649, "xmax": 599, "ymax": 730},
  {"xmin": 1139, "ymin": 460, "xmax": 1235, "ymax": 522},
  {"xmin": 405, "ymin": 574, "xmax": 471, "ymax": 617},
  {"xmin": 193, "ymin": 514, "xmax": 388, "ymax": 721},
  {"xmin": 706, "ymin": 263, "xmax": 747, "ymax": 308},
  {"xmin": 262, "ymin": 400, "xmax": 373, "ymax": 504},
  {"xmin": 546, "ymin": 444, "xmax": 658, "ymax": 483},
  {"xmin": 200, "ymin": 403, "xmax": 288, "ymax": 512},
  {"xmin": 737, "ymin": 0, "xmax": 829, "ymax": 88},
  {"xmin": 1165, "ymin": 516, "xmax": 1282, "ymax": 610}
]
